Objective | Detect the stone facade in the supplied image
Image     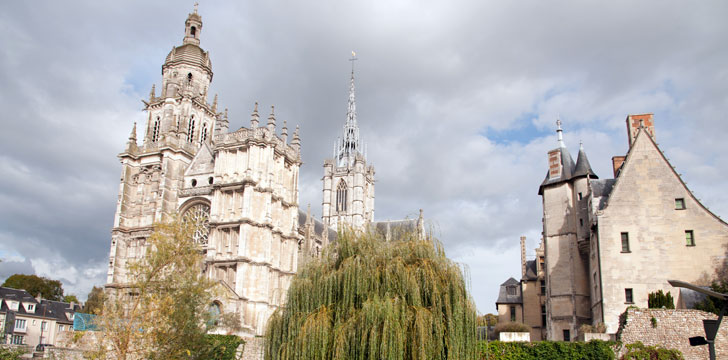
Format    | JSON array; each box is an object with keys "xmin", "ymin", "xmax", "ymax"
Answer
[
  {"xmin": 105, "ymin": 9, "xmax": 325, "ymax": 339},
  {"xmin": 537, "ymin": 114, "xmax": 728, "ymax": 340},
  {"xmin": 617, "ymin": 308, "xmax": 728, "ymax": 360}
]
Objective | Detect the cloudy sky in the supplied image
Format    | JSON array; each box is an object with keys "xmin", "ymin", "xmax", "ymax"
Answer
[{"xmin": 1, "ymin": 1, "xmax": 727, "ymax": 313}]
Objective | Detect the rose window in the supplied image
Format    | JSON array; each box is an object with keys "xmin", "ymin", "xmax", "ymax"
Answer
[{"xmin": 183, "ymin": 203, "xmax": 210, "ymax": 245}]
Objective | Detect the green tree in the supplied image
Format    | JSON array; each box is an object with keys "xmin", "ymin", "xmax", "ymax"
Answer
[
  {"xmin": 694, "ymin": 281, "xmax": 728, "ymax": 315},
  {"xmin": 265, "ymin": 228, "xmax": 478, "ymax": 360},
  {"xmin": 647, "ymin": 290, "xmax": 675, "ymax": 309},
  {"xmin": 2, "ymin": 274, "xmax": 64, "ymax": 301},
  {"xmin": 89, "ymin": 214, "xmax": 221, "ymax": 360},
  {"xmin": 82, "ymin": 286, "xmax": 105, "ymax": 315},
  {"xmin": 63, "ymin": 294, "xmax": 79, "ymax": 304}
]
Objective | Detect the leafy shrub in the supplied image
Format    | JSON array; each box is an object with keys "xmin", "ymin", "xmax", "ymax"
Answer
[
  {"xmin": 479, "ymin": 340, "xmax": 616, "ymax": 360},
  {"xmin": 201, "ymin": 335, "xmax": 245, "ymax": 360},
  {"xmin": 620, "ymin": 341, "xmax": 683, "ymax": 360},
  {"xmin": 647, "ymin": 290, "xmax": 675, "ymax": 309}
]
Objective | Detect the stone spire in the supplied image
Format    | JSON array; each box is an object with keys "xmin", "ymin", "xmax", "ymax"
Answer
[
  {"xmin": 251, "ymin": 102, "xmax": 259, "ymax": 128},
  {"xmin": 335, "ymin": 56, "xmax": 362, "ymax": 167},
  {"xmin": 267, "ymin": 105, "xmax": 276, "ymax": 132}
]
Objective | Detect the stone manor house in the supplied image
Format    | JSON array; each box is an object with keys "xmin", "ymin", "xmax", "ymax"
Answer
[
  {"xmin": 105, "ymin": 8, "xmax": 422, "ymax": 339},
  {"xmin": 498, "ymin": 114, "xmax": 728, "ymax": 341}
]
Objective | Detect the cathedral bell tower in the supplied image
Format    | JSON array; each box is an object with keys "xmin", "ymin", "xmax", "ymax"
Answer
[
  {"xmin": 322, "ymin": 58, "xmax": 375, "ymax": 231},
  {"xmin": 107, "ymin": 6, "xmax": 221, "ymax": 288}
]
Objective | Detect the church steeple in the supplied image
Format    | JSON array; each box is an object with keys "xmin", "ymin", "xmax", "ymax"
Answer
[
  {"xmin": 183, "ymin": 4, "xmax": 203, "ymax": 46},
  {"xmin": 335, "ymin": 53, "xmax": 362, "ymax": 167}
]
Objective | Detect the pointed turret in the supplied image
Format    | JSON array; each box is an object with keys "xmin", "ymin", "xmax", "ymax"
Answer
[
  {"xmin": 212, "ymin": 94, "xmax": 218, "ymax": 113},
  {"xmin": 574, "ymin": 142, "xmax": 598, "ymax": 178},
  {"xmin": 281, "ymin": 120, "xmax": 288, "ymax": 143},
  {"xmin": 538, "ymin": 118, "xmax": 576, "ymax": 195},
  {"xmin": 251, "ymin": 102, "xmax": 259, "ymax": 128},
  {"xmin": 267, "ymin": 105, "xmax": 276, "ymax": 132},
  {"xmin": 125, "ymin": 122, "xmax": 138, "ymax": 153},
  {"xmin": 149, "ymin": 84, "xmax": 156, "ymax": 101},
  {"xmin": 291, "ymin": 125, "xmax": 301, "ymax": 153}
]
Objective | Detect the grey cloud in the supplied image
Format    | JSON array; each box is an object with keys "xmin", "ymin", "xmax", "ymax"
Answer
[{"xmin": 2, "ymin": 0, "xmax": 728, "ymax": 313}]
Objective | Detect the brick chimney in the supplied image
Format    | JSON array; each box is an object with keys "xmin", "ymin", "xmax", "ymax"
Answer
[
  {"xmin": 520, "ymin": 236, "xmax": 527, "ymax": 278},
  {"xmin": 548, "ymin": 149, "xmax": 562, "ymax": 180},
  {"xmin": 612, "ymin": 156, "xmax": 626, "ymax": 177},
  {"xmin": 626, "ymin": 114, "xmax": 655, "ymax": 147}
]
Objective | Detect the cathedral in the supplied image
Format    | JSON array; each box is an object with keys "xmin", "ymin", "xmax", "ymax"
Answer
[{"xmin": 105, "ymin": 8, "xmax": 422, "ymax": 339}]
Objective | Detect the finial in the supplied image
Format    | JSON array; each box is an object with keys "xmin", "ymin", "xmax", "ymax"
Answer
[
  {"xmin": 224, "ymin": 108, "xmax": 228, "ymax": 121},
  {"xmin": 291, "ymin": 125, "xmax": 301, "ymax": 151},
  {"xmin": 281, "ymin": 120, "xmax": 288, "ymax": 143},
  {"xmin": 579, "ymin": 140, "xmax": 583, "ymax": 150},
  {"xmin": 193, "ymin": 2, "xmax": 199, "ymax": 14},
  {"xmin": 267, "ymin": 105, "xmax": 276, "ymax": 131},
  {"xmin": 556, "ymin": 117, "xmax": 564, "ymax": 147},
  {"xmin": 129, "ymin": 122, "xmax": 137, "ymax": 142},
  {"xmin": 149, "ymin": 84, "xmax": 156, "ymax": 101},
  {"xmin": 349, "ymin": 51, "xmax": 358, "ymax": 74},
  {"xmin": 251, "ymin": 102, "xmax": 260, "ymax": 128},
  {"xmin": 212, "ymin": 94, "xmax": 218, "ymax": 112}
]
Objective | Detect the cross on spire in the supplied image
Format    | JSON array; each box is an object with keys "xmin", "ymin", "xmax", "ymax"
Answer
[
  {"xmin": 193, "ymin": 2, "xmax": 199, "ymax": 13},
  {"xmin": 349, "ymin": 51, "xmax": 358, "ymax": 74}
]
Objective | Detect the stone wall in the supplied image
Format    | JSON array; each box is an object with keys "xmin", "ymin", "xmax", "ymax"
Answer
[
  {"xmin": 617, "ymin": 308, "xmax": 728, "ymax": 360},
  {"xmin": 241, "ymin": 337, "xmax": 265, "ymax": 360}
]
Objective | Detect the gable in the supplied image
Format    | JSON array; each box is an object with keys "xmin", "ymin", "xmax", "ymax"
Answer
[
  {"xmin": 185, "ymin": 142, "xmax": 214, "ymax": 176},
  {"xmin": 602, "ymin": 128, "xmax": 727, "ymax": 226}
]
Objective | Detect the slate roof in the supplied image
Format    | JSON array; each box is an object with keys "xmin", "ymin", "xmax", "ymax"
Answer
[
  {"xmin": 523, "ymin": 260, "xmax": 538, "ymax": 281},
  {"xmin": 0, "ymin": 287, "xmax": 80, "ymax": 324},
  {"xmin": 591, "ymin": 179, "xmax": 616, "ymax": 210},
  {"xmin": 538, "ymin": 146, "xmax": 576, "ymax": 194},
  {"xmin": 495, "ymin": 277, "xmax": 522, "ymax": 305},
  {"xmin": 370, "ymin": 219, "xmax": 419, "ymax": 240},
  {"xmin": 297, "ymin": 209, "xmax": 337, "ymax": 241},
  {"xmin": 574, "ymin": 146, "xmax": 598, "ymax": 178}
]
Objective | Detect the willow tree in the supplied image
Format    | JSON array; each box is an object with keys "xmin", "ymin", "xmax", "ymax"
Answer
[{"xmin": 265, "ymin": 228, "xmax": 478, "ymax": 360}]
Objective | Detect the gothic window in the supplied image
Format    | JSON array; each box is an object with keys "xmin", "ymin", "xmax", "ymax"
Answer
[
  {"xmin": 336, "ymin": 180, "xmax": 347, "ymax": 212},
  {"xmin": 207, "ymin": 302, "xmax": 221, "ymax": 327},
  {"xmin": 200, "ymin": 125, "xmax": 208, "ymax": 145},
  {"xmin": 152, "ymin": 117, "xmax": 160, "ymax": 142},
  {"xmin": 183, "ymin": 203, "xmax": 210, "ymax": 245},
  {"xmin": 187, "ymin": 116, "xmax": 196, "ymax": 143}
]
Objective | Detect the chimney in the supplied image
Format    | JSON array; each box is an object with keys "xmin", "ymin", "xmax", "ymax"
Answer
[
  {"xmin": 626, "ymin": 114, "xmax": 655, "ymax": 147},
  {"xmin": 520, "ymin": 236, "xmax": 527, "ymax": 278},
  {"xmin": 548, "ymin": 149, "xmax": 562, "ymax": 180},
  {"xmin": 612, "ymin": 156, "xmax": 626, "ymax": 177}
]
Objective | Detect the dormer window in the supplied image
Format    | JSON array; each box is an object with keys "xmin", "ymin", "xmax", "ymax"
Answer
[
  {"xmin": 506, "ymin": 285, "xmax": 517, "ymax": 296},
  {"xmin": 25, "ymin": 304, "xmax": 34, "ymax": 312},
  {"xmin": 7, "ymin": 301, "xmax": 19, "ymax": 311}
]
